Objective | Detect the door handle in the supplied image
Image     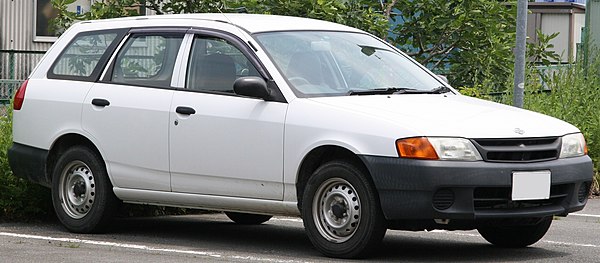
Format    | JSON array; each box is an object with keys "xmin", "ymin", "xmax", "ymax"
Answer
[
  {"xmin": 91, "ymin": 98, "xmax": 110, "ymax": 107},
  {"xmin": 176, "ymin": 106, "xmax": 196, "ymax": 115}
]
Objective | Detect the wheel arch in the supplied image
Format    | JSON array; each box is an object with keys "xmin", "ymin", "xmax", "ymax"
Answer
[
  {"xmin": 46, "ymin": 133, "xmax": 106, "ymax": 185},
  {"xmin": 295, "ymin": 145, "xmax": 374, "ymax": 212}
]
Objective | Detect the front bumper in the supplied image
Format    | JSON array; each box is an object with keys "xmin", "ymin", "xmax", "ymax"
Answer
[{"xmin": 360, "ymin": 155, "xmax": 593, "ymax": 221}]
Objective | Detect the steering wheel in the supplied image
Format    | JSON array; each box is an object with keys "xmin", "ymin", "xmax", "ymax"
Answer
[{"xmin": 288, "ymin": 77, "xmax": 311, "ymax": 86}]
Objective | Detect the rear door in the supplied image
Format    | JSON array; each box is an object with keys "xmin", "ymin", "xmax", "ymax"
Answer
[
  {"xmin": 169, "ymin": 32, "xmax": 287, "ymax": 200},
  {"xmin": 12, "ymin": 29, "xmax": 126, "ymax": 150},
  {"xmin": 82, "ymin": 29, "xmax": 186, "ymax": 191}
]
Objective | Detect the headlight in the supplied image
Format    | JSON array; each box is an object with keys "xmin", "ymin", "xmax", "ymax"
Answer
[
  {"xmin": 396, "ymin": 137, "xmax": 482, "ymax": 161},
  {"xmin": 560, "ymin": 133, "xmax": 587, "ymax": 158}
]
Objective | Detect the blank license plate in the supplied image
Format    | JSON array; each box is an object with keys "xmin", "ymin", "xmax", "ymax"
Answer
[{"xmin": 511, "ymin": 171, "xmax": 551, "ymax": 201}]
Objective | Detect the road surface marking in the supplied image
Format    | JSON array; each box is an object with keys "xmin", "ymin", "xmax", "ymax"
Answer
[
  {"xmin": 0, "ymin": 232, "xmax": 306, "ymax": 263},
  {"xmin": 271, "ymin": 217, "xmax": 303, "ymax": 223},
  {"xmin": 544, "ymin": 240, "xmax": 600, "ymax": 248},
  {"xmin": 570, "ymin": 213, "xmax": 600, "ymax": 218}
]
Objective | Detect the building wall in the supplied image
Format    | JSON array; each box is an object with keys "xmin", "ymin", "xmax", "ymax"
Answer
[
  {"xmin": 574, "ymin": 13, "xmax": 585, "ymax": 58},
  {"xmin": 0, "ymin": 0, "xmax": 53, "ymax": 51},
  {"xmin": 527, "ymin": 3, "xmax": 586, "ymax": 63},
  {"xmin": 541, "ymin": 14, "xmax": 571, "ymax": 60},
  {"xmin": 589, "ymin": 0, "xmax": 600, "ymax": 50}
]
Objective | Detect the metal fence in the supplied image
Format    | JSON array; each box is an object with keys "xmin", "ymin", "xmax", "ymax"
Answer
[{"xmin": 0, "ymin": 50, "xmax": 46, "ymax": 104}]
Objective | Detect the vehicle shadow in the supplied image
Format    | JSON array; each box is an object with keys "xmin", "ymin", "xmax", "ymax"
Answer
[{"xmin": 100, "ymin": 214, "xmax": 569, "ymax": 262}]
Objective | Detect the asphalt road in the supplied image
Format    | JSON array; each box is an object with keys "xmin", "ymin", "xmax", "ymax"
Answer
[{"xmin": 1, "ymin": 201, "xmax": 599, "ymax": 263}]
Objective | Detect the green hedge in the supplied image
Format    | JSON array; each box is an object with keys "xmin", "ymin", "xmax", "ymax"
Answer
[
  {"xmin": 523, "ymin": 60, "xmax": 600, "ymax": 195},
  {"xmin": 0, "ymin": 104, "xmax": 52, "ymax": 221},
  {"xmin": 461, "ymin": 56, "xmax": 600, "ymax": 195}
]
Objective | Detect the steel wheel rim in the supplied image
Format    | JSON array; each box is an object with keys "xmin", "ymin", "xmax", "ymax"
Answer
[
  {"xmin": 58, "ymin": 161, "xmax": 96, "ymax": 219},
  {"xmin": 312, "ymin": 178, "xmax": 361, "ymax": 243}
]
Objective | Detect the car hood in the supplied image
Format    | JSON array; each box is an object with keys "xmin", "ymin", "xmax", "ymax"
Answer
[{"xmin": 308, "ymin": 94, "xmax": 579, "ymax": 138}]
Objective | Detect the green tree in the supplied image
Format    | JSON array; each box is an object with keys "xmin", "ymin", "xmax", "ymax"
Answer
[
  {"xmin": 52, "ymin": 0, "xmax": 558, "ymax": 92},
  {"xmin": 146, "ymin": 0, "xmax": 230, "ymax": 14},
  {"xmin": 380, "ymin": 0, "xmax": 517, "ymax": 90},
  {"xmin": 236, "ymin": 0, "xmax": 388, "ymax": 37},
  {"xmin": 52, "ymin": 0, "xmax": 388, "ymax": 40}
]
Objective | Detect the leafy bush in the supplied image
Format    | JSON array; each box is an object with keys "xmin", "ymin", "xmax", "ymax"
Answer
[
  {"xmin": 523, "ymin": 57, "xmax": 600, "ymax": 195},
  {"xmin": 461, "ymin": 52, "xmax": 600, "ymax": 195},
  {"xmin": 0, "ymin": 103, "xmax": 52, "ymax": 221}
]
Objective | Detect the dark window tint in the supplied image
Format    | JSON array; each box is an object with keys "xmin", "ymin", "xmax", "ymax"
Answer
[
  {"xmin": 186, "ymin": 36, "xmax": 260, "ymax": 93},
  {"xmin": 52, "ymin": 32, "xmax": 119, "ymax": 78},
  {"xmin": 111, "ymin": 34, "xmax": 184, "ymax": 88}
]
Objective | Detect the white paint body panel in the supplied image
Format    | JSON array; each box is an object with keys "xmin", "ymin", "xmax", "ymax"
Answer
[
  {"xmin": 12, "ymin": 79, "xmax": 92, "ymax": 149},
  {"xmin": 15, "ymin": 14, "xmax": 583, "ymax": 216},
  {"xmin": 169, "ymin": 92, "xmax": 287, "ymax": 200},
  {"xmin": 82, "ymin": 83, "xmax": 173, "ymax": 191}
]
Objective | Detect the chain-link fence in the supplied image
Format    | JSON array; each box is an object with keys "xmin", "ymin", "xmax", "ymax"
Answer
[{"xmin": 0, "ymin": 50, "xmax": 46, "ymax": 105}]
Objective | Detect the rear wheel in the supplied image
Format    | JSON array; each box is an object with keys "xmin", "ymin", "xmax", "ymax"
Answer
[
  {"xmin": 51, "ymin": 146, "xmax": 119, "ymax": 233},
  {"xmin": 302, "ymin": 161, "xmax": 386, "ymax": 259},
  {"xmin": 478, "ymin": 217, "xmax": 553, "ymax": 248},
  {"xmin": 225, "ymin": 212, "xmax": 272, "ymax": 225}
]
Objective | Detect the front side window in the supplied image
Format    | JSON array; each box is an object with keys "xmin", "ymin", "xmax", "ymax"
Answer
[
  {"xmin": 254, "ymin": 31, "xmax": 444, "ymax": 97},
  {"xmin": 186, "ymin": 36, "xmax": 261, "ymax": 93},
  {"xmin": 51, "ymin": 31, "xmax": 120, "ymax": 79},
  {"xmin": 111, "ymin": 33, "xmax": 184, "ymax": 88}
]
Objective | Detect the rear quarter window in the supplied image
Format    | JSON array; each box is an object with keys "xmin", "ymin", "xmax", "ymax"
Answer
[{"xmin": 48, "ymin": 29, "xmax": 127, "ymax": 81}]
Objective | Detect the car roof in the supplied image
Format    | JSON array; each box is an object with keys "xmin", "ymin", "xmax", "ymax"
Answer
[{"xmin": 75, "ymin": 13, "xmax": 363, "ymax": 34}]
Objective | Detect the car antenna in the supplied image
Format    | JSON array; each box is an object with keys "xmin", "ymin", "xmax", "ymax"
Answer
[{"xmin": 217, "ymin": 4, "xmax": 258, "ymax": 52}]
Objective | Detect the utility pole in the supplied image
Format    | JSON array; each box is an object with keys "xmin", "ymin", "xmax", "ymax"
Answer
[{"xmin": 513, "ymin": 0, "xmax": 527, "ymax": 108}]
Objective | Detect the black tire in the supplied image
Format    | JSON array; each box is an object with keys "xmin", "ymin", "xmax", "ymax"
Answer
[
  {"xmin": 225, "ymin": 212, "xmax": 273, "ymax": 225},
  {"xmin": 302, "ymin": 161, "xmax": 387, "ymax": 259},
  {"xmin": 477, "ymin": 217, "xmax": 553, "ymax": 248},
  {"xmin": 51, "ymin": 146, "xmax": 119, "ymax": 233}
]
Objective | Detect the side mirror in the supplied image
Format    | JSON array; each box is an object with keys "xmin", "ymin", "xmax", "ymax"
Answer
[{"xmin": 234, "ymin": 77, "xmax": 270, "ymax": 100}]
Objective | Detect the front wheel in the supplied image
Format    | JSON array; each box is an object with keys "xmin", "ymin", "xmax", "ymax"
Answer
[
  {"xmin": 302, "ymin": 161, "xmax": 386, "ymax": 259},
  {"xmin": 225, "ymin": 212, "xmax": 272, "ymax": 225},
  {"xmin": 477, "ymin": 217, "xmax": 553, "ymax": 248},
  {"xmin": 51, "ymin": 146, "xmax": 119, "ymax": 233}
]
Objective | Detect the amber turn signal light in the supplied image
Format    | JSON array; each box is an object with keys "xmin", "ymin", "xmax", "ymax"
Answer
[{"xmin": 396, "ymin": 137, "xmax": 439, "ymax": 160}]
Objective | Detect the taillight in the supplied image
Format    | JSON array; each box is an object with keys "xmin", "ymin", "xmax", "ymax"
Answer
[{"xmin": 13, "ymin": 79, "xmax": 28, "ymax": 110}]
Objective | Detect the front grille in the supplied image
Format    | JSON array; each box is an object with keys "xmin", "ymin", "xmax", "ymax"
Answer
[
  {"xmin": 473, "ymin": 184, "xmax": 568, "ymax": 210},
  {"xmin": 472, "ymin": 137, "xmax": 560, "ymax": 163}
]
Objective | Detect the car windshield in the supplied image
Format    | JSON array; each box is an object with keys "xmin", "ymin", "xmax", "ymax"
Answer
[{"xmin": 254, "ymin": 31, "xmax": 446, "ymax": 97}]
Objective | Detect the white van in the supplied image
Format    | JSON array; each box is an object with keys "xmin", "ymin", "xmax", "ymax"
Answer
[{"xmin": 8, "ymin": 14, "xmax": 593, "ymax": 258}]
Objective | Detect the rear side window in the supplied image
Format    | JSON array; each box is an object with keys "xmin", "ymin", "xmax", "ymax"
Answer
[
  {"xmin": 49, "ymin": 29, "xmax": 126, "ymax": 81},
  {"xmin": 110, "ymin": 33, "xmax": 184, "ymax": 89}
]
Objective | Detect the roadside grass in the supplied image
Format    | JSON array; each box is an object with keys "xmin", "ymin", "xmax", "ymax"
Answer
[
  {"xmin": 0, "ymin": 103, "xmax": 52, "ymax": 221},
  {"xmin": 524, "ymin": 59, "xmax": 600, "ymax": 196},
  {"xmin": 461, "ymin": 53, "xmax": 600, "ymax": 196}
]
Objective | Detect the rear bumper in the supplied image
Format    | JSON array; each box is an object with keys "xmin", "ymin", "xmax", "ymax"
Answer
[
  {"xmin": 360, "ymin": 155, "xmax": 594, "ymax": 221},
  {"xmin": 8, "ymin": 143, "xmax": 50, "ymax": 187}
]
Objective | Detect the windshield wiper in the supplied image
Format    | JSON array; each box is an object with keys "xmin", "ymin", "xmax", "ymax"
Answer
[
  {"xmin": 348, "ymin": 87, "xmax": 418, "ymax": 96},
  {"xmin": 348, "ymin": 86, "xmax": 453, "ymax": 96},
  {"xmin": 428, "ymin": 86, "xmax": 453, "ymax": 94},
  {"xmin": 392, "ymin": 86, "xmax": 453, "ymax": 94}
]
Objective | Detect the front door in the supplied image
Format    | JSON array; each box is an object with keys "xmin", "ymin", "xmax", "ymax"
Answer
[{"xmin": 169, "ymin": 34, "xmax": 286, "ymax": 200}]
